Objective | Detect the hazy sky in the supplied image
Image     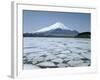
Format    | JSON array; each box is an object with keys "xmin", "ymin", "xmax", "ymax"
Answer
[{"xmin": 23, "ymin": 10, "xmax": 91, "ymax": 33}]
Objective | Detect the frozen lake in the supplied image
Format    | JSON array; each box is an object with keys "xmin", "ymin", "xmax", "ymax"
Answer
[{"xmin": 23, "ymin": 37, "xmax": 91, "ymax": 69}]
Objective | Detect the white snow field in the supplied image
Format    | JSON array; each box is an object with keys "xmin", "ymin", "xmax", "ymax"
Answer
[
  {"xmin": 34, "ymin": 22, "xmax": 73, "ymax": 33},
  {"xmin": 23, "ymin": 37, "xmax": 91, "ymax": 69}
]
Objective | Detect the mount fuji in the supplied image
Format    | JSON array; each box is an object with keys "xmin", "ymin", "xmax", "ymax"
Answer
[{"xmin": 32, "ymin": 22, "xmax": 79, "ymax": 37}]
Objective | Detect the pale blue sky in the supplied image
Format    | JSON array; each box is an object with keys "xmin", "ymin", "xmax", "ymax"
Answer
[{"xmin": 23, "ymin": 10, "xmax": 91, "ymax": 33}]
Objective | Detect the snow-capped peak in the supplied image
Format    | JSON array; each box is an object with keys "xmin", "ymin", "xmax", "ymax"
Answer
[{"xmin": 34, "ymin": 22, "xmax": 72, "ymax": 33}]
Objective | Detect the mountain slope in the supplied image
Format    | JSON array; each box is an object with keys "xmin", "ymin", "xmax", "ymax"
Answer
[
  {"xmin": 32, "ymin": 22, "xmax": 79, "ymax": 37},
  {"xmin": 34, "ymin": 22, "xmax": 71, "ymax": 33},
  {"xmin": 75, "ymin": 32, "xmax": 91, "ymax": 38}
]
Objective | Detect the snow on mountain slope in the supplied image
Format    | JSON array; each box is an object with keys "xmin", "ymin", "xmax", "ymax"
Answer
[
  {"xmin": 32, "ymin": 22, "xmax": 79, "ymax": 37},
  {"xmin": 34, "ymin": 22, "xmax": 73, "ymax": 33}
]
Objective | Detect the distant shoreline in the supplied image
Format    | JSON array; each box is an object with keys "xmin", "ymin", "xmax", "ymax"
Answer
[
  {"xmin": 23, "ymin": 32, "xmax": 91, "ymax": 38},
  {"xmin": 23, "ymin": 36, "xmax": 91, "ymax": 39}
]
